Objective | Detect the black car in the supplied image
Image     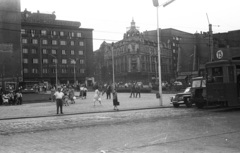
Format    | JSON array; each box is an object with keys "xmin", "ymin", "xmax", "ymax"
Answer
[{"xmin": 170, "ymin": 87, "xmax": 192, "ymax": 108}]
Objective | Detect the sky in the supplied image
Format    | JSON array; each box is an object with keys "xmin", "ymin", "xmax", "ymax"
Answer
[{"xmin": 21, "ymin": 0, "xmax": 240, "ymax": 51}]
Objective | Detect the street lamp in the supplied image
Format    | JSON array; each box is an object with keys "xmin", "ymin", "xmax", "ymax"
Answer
[
  {"xmin": 152, "ymin": 0, "xmax": 176, "ymax": 106},
  {"xmin": 111, "ymin": 42, "xmax": 115, "ymax": 89},
  {"xmin": 49, "ymin": 54, "xmax": 58, "ymax": 88},
  {"xmin": 69, "ymin": 58, "xmax": 79, "ymax": 85}
]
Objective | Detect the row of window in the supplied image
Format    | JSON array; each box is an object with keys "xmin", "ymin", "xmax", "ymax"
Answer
[
  {"xmin": 23, "ymin": 68, "xmax": 85, "ymax": 74},
  {"xmin": 21, "ymin": 29, "xmax": 82, "ymax": 38},
  {"xmin": 23, "ymin": 58, "xmax": 85, "ymax": 64},
  {"xmin": 22, "ymin": 38, "xmax": 84, "ymax": 46},
  {"xmin": 22, "ymin": 48, "xmax": 84, "ymax": 56}
]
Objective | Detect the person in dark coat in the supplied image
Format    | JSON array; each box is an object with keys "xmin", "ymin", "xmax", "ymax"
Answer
[
  {"xmin": 129, "ymin": 82, "xmax": 136, "ymax": 98},
  {"xmin": 113, "ymin": 89, "xmax": 119, "ymax": 110},
  {"xmin": 106, "ymin": 84, "xmax": 111, "ymax": 99}
]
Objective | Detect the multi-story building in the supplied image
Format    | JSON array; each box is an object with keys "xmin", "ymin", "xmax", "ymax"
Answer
[
  {"xmin": 94, "ymin": 19, "xmax": 172, "ymax": 84},
  {"xmin": 144, "ymin": 29, "xmax": 210, "ymax": 84},
  {"xmin": 0, "ymin": 0, "xmax": 22, "ymax": 90},
  {"xmin": 21, "ymin": 9, "xmax": 94, "ymax": 86}
]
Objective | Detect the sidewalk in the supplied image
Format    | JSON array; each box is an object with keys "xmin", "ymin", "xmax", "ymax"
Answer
[{"xmin": 0, "ymin": 92, "xmax": 174, "ymax": 120}]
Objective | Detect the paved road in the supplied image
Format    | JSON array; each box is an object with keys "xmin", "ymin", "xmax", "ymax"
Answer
[
  {"xmin": 0, "ymin": 92, "xmax": 175, "ymax": 119},
  {"xmin": 0, "ymin": 107, "xmax": 240, "ymax": 153}
]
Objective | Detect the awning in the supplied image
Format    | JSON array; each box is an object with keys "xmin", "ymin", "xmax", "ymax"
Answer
[{"xmin": 176, "ymin": 75, "xmax": 187, "ymax": 80}]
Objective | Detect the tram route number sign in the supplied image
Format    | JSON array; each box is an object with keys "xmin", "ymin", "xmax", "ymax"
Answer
[{"xmin": 216, "ymin": 50, "xmax": 223, "ymax": 59}]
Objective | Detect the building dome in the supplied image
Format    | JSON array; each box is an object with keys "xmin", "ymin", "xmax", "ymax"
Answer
[{"xmin": 125, "ymin": 19, "xmax": 140, "ymax": 37}]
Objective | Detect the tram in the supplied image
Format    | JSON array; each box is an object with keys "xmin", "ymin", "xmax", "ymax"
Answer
[{"xmin": 195, "ymin": 59, "xmax": 240, "ymax": 108}]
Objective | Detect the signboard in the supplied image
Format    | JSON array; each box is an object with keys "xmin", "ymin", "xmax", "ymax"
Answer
[{"xmin": 216, "ymin": 50, "xmax": 223, "ymax": 59}]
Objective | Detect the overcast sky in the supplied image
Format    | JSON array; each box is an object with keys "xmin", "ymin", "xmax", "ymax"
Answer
[{"xmin": 21, "ymin": 0, "xmax": 240, "ymax": 50}]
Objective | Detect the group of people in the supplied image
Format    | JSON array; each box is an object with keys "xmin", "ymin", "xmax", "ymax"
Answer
[
  {"xmin": 0, "ymin": 90, "xmax": 23, "ymax": 106},
  {"xmin": 93, "ymin": 84, "xmax": 120, "ymax": 111},
  {"xmin": 129, "ymin": 82, "xmax": 142, "ymax": 98}
]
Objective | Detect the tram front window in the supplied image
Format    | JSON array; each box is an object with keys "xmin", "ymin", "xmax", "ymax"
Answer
[{"xmin": 207, "ymin": 67, "xmax": 223, "ymax": 83}]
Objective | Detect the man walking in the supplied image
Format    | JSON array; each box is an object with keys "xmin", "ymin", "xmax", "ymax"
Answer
[{"xmin": 54, "ymin": 87, "xmax": 64, "ymax": 114}]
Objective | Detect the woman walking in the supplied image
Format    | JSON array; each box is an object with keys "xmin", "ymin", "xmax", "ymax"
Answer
[
  {"xmin": 93, "ymin": 87, "xmax": 101, "ymax": 106},
  {"xmin": 112, "ymin": 89, "xmax": 119, "ymax": 110}
]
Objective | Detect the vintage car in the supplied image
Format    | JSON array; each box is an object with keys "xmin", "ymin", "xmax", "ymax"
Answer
[{"xmin": 170, "ymin": 87, "xmax": 192, "ymax": 108}]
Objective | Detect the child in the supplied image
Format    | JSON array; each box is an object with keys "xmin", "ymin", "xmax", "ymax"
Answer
[{"xmin": 93, "ymin": 87, "xmax": 101, "ymax": 106}]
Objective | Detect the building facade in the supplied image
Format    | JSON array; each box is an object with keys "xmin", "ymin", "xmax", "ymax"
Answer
[
  {"xmin": 21, "ymin": 10, "xmax": 94, "ymax": 86},
  {"xmin": 0, "ymin": 0, "xmax": 22, "ymax": 90},
  {"xmin": 94, "ymin": 20, "xmax": 172, "ymax": 84}
]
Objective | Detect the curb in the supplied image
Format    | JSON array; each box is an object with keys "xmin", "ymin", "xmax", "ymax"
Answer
[{"xmin": 0, "ymin": 106, "xmax": 172, "ymax": 121}]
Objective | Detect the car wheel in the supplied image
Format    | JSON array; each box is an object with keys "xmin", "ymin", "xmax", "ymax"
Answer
[{"xmin": 173, "ymin": 103, "xmax": 179, "ymax": 108}]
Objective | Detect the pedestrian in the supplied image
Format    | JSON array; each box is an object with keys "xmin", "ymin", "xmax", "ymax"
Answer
[
  {"xmin": 50, "ymin": 86, "xmax": 56, "ymax": 102},
  {"xmin": 135, "ymin": 83, "xmax": 141, "ymax": 98},
  {"xmin": 54, "ymin": 87, "xmax": 64, "ymax": 114},
  {"xmin": 93, "ymin": 87, "xmax": 101, "ymax": 106},
  {"xmin": 69, "ymin": 87, "xmax": 75, "ymax": 104},
  {"xmin": 129, "ymin": 82, "xmax": 136, "ymax": 98},
  {"xmin": 83, "ymin": 85, "xmax": 88, "ymax": 99},
  {"xmin": 106, "ymin": 84, "xmax": 111, "ymax": 99},
  {"xmin": 112, "ymin": 89, "xmax": 119, "ymax": 110}
]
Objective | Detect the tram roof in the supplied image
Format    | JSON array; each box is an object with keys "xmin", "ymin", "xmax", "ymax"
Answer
[{"xmin": 205, "ymin": 59, "xmax": 240, "ymax": 67}]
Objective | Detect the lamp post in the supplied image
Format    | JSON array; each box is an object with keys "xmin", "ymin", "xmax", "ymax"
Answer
[
  {"xmin": 152, "ymin": 0, "xmax": 176, "ymax": 106},
  {"xmin": 111, "ymin": 42, "xmax": 115, "ymax": 89},
  {"xmin": 49, "ymin": 54, "xmax": 57, "ymax": 88},
  {"xmin": 69, "ymin": 58, "xmax": 79, "ymax": 85}
]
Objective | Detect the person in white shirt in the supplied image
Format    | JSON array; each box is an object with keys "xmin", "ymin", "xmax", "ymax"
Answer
[{"xmin": 54, "ymin": 87, "xmax": 64, "ymax": 114}]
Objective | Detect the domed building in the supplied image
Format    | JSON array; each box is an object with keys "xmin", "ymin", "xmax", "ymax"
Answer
[{"xmin": 98, "ymin": 19, "xmax": 173, "ymax": 85}]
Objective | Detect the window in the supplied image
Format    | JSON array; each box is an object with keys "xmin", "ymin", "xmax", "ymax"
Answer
[
  {"xmin": 32, "ymin": 68, "xmax": 38, "ymax": 73},
  {"xmin": 80, "ymin": 69, "xmax": 85, "ymax": 73},
  {"xmin": 51, "ymin": 31, "xmax": 57, "ymax": 36},
  {"xmin": 70, "ymin": 41, "xmax": 75, "ymax": 46},
  {"xmin": 33, "ymin": 59, "xmax": 38, "ymax": 64},
  {"xmin": 43, "ymin": 68, "xmax": 48, "ymax": 74},
  {"xmin": 60, "ymin": 31, "xmax": 64, "ymax": 36},
  {"xmin": 70, "ymin": 59, "xmax": 76, "ymax": 64},
  {"xmin": 62, "ymin": 50, "xmax": 66, "ymax": 55},
  {"xmin": 79, "ymin": 41, "xmax": 84, "ymax": 46},
  {"xmin": 42, "ymin": 39, "xmax": 48, "ymax": 45},
  {"xmin": 23, "ymin": 58, "xmax": 28, "ymax": 64},
  {"xmin": 31, "ymin": 49, "xmax": 37, "ymax": 54},
  {"xmin": 70, "ymin": 50, "xmax": 75, "ymax": 55},
  {"xmin": 41, "ymin": 30, "xmax": 47, "ymax": 36},
  {"xmin": 51, "ymin": 49, "xmax": 56, "ymax": 54},
  {"xmin": 78, "ymin": 50, "xmax": 83, "ymax": 55},
  {"xmin": 62, "ymin": 59, "xmax": 67, "ymax": 64},
  {"xmin": 52, "ymin": 68, "xmax": 56, "ymax": 73},
  {"xmin": 43, "ymin": 59, "xmax": 48, "ymax": 64},
  {"xmin": 23, "ymin": 68, "xmax": 28, "ymax": 73},
  {"xmin": 52, "ymin": 59, "xmax": 57, "ymax": 64},
  {"xmin": 60, "ymin": 40, "xmax": 67, "ymax": 45},
  {"xmin": 30, "ymin": 30, "xmax": 36, "ymax": 35},
  {"xmin": 207, "ymin": 67, "xmax": 223, "ymax": 83},
  {"xmin": 32, "ymin": 39, "xmax": 38, "ymax": 44},
  {"xmin": 22, "ymin": 38, "xmax": 27, "ymax": 44},
  {"xmin": 77, "ymin": 32, "xmax": 81, "ymax": 37},
  {"xmin": 21, "ymin": 29, "xmax": 26, "ymax": 34},
  {"xmin": 79, "ymin": 59, "xmax": 84, "ymax": 64},
  {"xmin": 23, "ymin": 48, "xmax": 28, "ymax": 54},
  {"xmin": 42, "ymin": 49, "xmax": 47, "ymax": 54},
  {"xmin": 52, "ymin": 40, "xmax": 57, "ymax": 45},
  {"xmin": 69, "ymin": 32, "xmax": 74, "ymax": 37},
  {"xmin": 62, "ymin": 68, "xmax": 67, "ymax": 73}
]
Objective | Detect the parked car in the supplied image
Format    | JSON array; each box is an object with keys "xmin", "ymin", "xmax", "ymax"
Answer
[{"xmin": 170, "ymin": 87, "xmax": 192, "ymax": 108}]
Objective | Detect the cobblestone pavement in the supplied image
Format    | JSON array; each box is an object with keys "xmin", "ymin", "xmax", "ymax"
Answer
[{"xmin": 0, "ymin": 92, "xmax": 175, "ymax": 119}]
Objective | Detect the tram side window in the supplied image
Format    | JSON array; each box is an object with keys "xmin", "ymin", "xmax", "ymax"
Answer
[
  {"xmin": 207, "ymin": 67, "xmax": 223, "ymax": 83},
  {"xmin": 228, "ymin": 66, "xmax": 234, "ymax": 83}
]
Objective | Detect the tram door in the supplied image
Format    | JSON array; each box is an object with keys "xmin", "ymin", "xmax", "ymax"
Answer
[{"xmin": 237, "ymin": 65, "xmax": 240, "ymax": 97}]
